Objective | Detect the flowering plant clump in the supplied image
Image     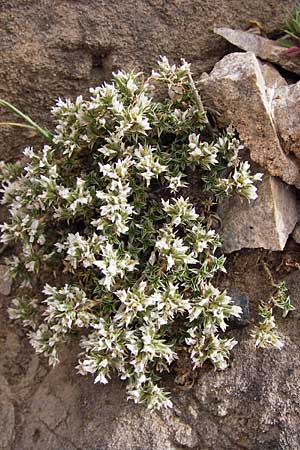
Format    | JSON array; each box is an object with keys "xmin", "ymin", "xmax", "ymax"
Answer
[
  {"xmin": 0, "ymin": 57, "xmax": 262, "ymax": 410},
  {"xmin": 253, "ymin": 281, "xmax": 294, "ymax": 350}
]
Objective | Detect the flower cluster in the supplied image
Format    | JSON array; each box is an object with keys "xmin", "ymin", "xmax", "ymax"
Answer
[
  {"xmin": 252, "ymin": 281, "xmax": 294, "ymax": 349},
  {"xmin": 1, "ymin": 58, "xmax": 263, "ymax": 410}
]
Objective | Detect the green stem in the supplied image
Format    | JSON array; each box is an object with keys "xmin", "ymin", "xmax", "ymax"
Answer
[{"xmin": 0, "ymin": 99, "xmax": 53, "ymax": 142}]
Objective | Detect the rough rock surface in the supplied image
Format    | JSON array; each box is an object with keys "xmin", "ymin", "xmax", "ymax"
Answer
[
  {"xmin": 199, "ymin": 52, "xmax": 300, "ymax": 186},
  {"xmin": 291, "ymin": 222, "xmax": 300, "ymax": 244},
  {"xmin": 2, "ymin": 249, "xmax": 300, "ymax": 450},
  {"xmin": 284, "ymin": 270, "xmax": 300, "ymax": 319},
  {"xmin": 272, "ymin": 82, "xmax": 300, "ymax": 158},
  {"xmin": 217, "ymin": 173, "xmax": 299, "ymax": 253},
  {"xmin": 0, "ymin": 264, "xmax": 12, "ymax": 296},
  {"xmin": 1, "ymin": 1, "xmax": 300, "ymax": 449},
  {"xmin": 0, "ymin": 0, "xmax": 296, "ymax": 161},
  {"xmin": 260, "ymin": 61, "xmax": 287, "ymax": 92},
  {"xmin": 214, "ymin": 26, "xmax": 300, "ymax": 76}
]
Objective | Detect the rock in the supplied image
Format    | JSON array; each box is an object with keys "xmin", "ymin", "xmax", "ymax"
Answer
[
  {"xmin": 0, "ymin": 0, "xmax": 295, "ymax": 161},
  {"xmin": 217, "ymin": 173, "xmax": 299, "ymax": 253},
  {"xmin": 0, "ymin": 398, "xmax": 15, "ymax": 450},
  {"xmin": 214, "ymin": 27, "xmax": 300, "ymax": 76},
  {"xmin": 284, "ymin": 271, "xmax": 300, "ymax": 319},
  {"xmin": 292, "ymin": 222, "xmax": 300, "ymax": 244},
  {"xmin": 0, "ymin": 377, "xmax": 15, "ymax": 450},
  {"xmin": 2, "ymin": 252, "xmax": 300, "ymax": 450},
  {"xmin": 272, "ymin": 82, "xmax": 300, "ymax": 158},
  {"xmin": 193, "ymin": 332, "xmax": 300, "ymax": 450},
  {"xmin": 0, "ymin": 265, "xmax": 12, "ymax": 296},
  {"xmin": 259, "ymin": 61, "xmax": 287, "ymax": 115},
  {"xmin": 199, "ymin": 52, "xmax": 300, "ymax": 187},
  {"xmin": 227, "ymin": 289, "xmax": 250, "ymax": 327},
  {"xmin": 260, "ymin": 62, "xmax": 287, "ymax": 91}
]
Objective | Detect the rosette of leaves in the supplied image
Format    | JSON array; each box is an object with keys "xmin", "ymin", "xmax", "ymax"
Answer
[{"xmin": 0, "ymin": 57, "xmax": 262, "ymax": 410}]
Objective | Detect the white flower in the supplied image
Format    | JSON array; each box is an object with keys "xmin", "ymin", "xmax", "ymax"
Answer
[
  {"xmin": 134, "ymin": 144, "xmax": 167, "ymax": 185},
  {"xmin": 188, "ymin": 134, "xmax": 218, "ymax": 168},
  {"xmin": 162, "ymin": 197, "xmax": 198, "ymax": 226},
  {"xmin": 232, "ymin": 161, "xmax": 263, "ymax": 201},
  {"xmin": 166, "ymin": 174, "xmax": 188, "ymax": 193}
]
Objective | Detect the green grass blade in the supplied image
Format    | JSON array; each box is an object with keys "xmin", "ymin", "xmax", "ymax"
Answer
[
  {"xmin": 0, "ymin": 122, "xmax": 36, "ymax": 130},
  {"xmin": 0, "ymin": 99, "xmax": 53, "ymax": 142}
]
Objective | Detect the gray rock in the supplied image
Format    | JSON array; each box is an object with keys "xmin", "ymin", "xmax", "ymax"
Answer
[
  {"xmin": 272, "ymin": 82, "xmax": 300, "ymax": 158},
  {"xmin": 217, "ymin": 173, "xmax": 299, "ymax": 253},
  {"xmin": 199, "ymin": 52, "xmax": 300, "ymax": 187},
  {"xmin": 214, "ymin": 27, "xmax": 300, "ymax": 76},
  {"xmin": 0, "ymin": 265, "xmax": 12, "ymax": 296}
]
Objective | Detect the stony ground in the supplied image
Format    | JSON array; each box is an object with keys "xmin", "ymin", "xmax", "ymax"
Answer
[
  {"xmin": 1, "ymin": 1, "xmax": 300, "ymax": 449},
  {"xmin": 2, "ymin": 244, "xmax": 300, "ymax": 450}
]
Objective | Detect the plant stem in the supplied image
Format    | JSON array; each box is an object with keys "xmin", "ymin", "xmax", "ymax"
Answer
[{"xmin": 0, "ymin": 100, "xmax": 53, "ymax": 142}]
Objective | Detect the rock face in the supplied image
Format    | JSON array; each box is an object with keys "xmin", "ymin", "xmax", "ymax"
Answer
[
  {"xmin": 1, "ymin": 1, "xmax": 300, "ymax": 449},
  {"xmin": 0, "ymin": 379, "xmax": 15, "ymax": 450},
  {"xmin": 0, "ymin": 0, "xmax": 296, "ymax": 161},
  {"xmin": 199, "ymin": 52, "xmax": 300, "ymax": 187},
  {"xmin": 272, "ymin": 82, "xmax": 300, "ymax": 158},
  {"xmin": 2, "ymin": 250, "xmax": 300, "ymax": 450},
  {"xmin": 217, "ymin": 173, "xmax": 299, "ymax": 253}
]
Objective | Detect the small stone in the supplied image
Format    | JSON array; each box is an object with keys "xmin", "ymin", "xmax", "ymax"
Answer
[
  {"xmin": 0, "ymin": 265, "xmax": 12, "ymax": 296},
  {"xmin": 214, "ymin": 27, "xmax": 300, "ymax": 77},
  {"xmin": 199, "ymin": 52, "xmax": 300, "ymax": 187},
  {"xmin": 272, "ymin": 81, "xmax": 300, "ymax": 158},
  {"xmin": 227, "ymin": 289, "xmax": 250, "ymax": 327},
  {"xmin": 217, "ymin": 173, "xmax": 299, "ymax": 253}
]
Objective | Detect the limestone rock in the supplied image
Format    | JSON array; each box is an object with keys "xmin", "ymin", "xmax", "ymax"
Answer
[
  {"xmin": 217, "ymin": 173, "xmax": 299, "ymax": 253},
  {"xmin": 199, "ymin": 52, "xmax": 300, "ymax": 187},
  {"xmin": 0, "ymin": 265, "xmax": 12, "ymax": 296},
  {"xmin": 214, "ymin": 27, "xmax": 300, "ymax": 76},
  {"xmin": 272, "ymin": 82, "xmax": 300, "ymax": 158}
]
